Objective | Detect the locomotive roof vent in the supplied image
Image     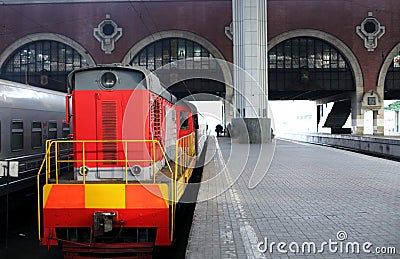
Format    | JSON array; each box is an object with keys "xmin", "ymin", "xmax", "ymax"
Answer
[{"xmin": 100, "ymin": 72, "xmax": 117, "ymax": 88}]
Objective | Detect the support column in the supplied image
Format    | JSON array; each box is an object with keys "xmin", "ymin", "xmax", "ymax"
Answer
[
  {"xmin": 373, "ymin": 107, "xmax": 384, "ymax": 135},
  {"xmin": 232, "ymin": 0, "xmax": 270, "ymax": 143},
  {"xmin": 375, "ymin": 82, "xmax": 385, "ymax": 135},
  {"xmin": 223, "ymin": 99, "xmax": 233, "ymax": 128},
  {"xmin": 351, "ymin": 92, "xmax": 364, "ymax": 135}
]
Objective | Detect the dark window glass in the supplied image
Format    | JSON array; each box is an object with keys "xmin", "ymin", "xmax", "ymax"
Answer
[
  {"xmin": 268, "ymin": 36, "xmax": 352, "ymax": 70},
  {"xmin": 180, "ymin": 111, "xmax": 189, "ymax": 130},
  {"xmin": 171, "ymin": 39, "xmax": 178, "ymax": 62},
  {"xmin": 62, "ymin": 123, "xmax": 70, "ymax": 138},
  {"xmin": 131, "ymin": 38, "xmax": 215, "ymax": 71},
  {"xmin": 384, "ymin": 52, "xmax": 400, "ymax": 91},
  {"xmin": 268, "ymin": 48, "xmax": 276, "ymax": 69},
  {"xmin": 178, "ymin": 39, "xmax": 186, "ymax": 60},
  {"xmin": 268, "ymin": 36, "xmax": 354, "ymax": 93},
  {"xmin": 48, "ymin": 121, "xmax": 57, "ymax": 140},
  {"xmin": 32, "ymin": 121, "xmax": 42, "ymax": 148},
  {"xmin": 277, "ymin": 45, "xmax": 284, "ymax": 69},
  {"xmin": 11, "ymin": 120, "xmax": 23, "ymax": 151}
]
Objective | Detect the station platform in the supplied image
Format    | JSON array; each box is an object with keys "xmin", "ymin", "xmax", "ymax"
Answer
[
  {"xmin": 186, "ymin": 136, "xmax": 399, "ymax": 258},
  {"xmin": 279, "ymin": 132, "xmax": 400, "ymax": 160}
]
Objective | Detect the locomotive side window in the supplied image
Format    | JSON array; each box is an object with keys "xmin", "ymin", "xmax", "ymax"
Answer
[
  {"xmin": 48, "ymin": 121, "xmax": 57, "ymax": 140},
  {"xmin": 180, "ymin": 111, "xmax": 189, "ymax": 130},
  {"xmin": 11, "ymin": 120, "xmax": 24, "ymax": 151},
  {"xmin": 31, "ymin": 121, "xmax": 42, "ymax": 148}
]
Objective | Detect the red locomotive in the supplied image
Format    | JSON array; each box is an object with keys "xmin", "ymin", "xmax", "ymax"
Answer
[{"xmin": 37, "ymin": 64, "xmax": 207, "ymax": 258}]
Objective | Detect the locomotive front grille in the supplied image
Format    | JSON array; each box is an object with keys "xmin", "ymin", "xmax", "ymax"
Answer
[
  {"xmin": 101, "ymin": 100, "xmax": 118, "ymax": 164},
  {"xmin": 55, "ymin": 227, "xmax": 157, "ymax": 244}
]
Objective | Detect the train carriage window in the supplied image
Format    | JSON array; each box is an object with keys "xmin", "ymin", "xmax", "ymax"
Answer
[
  {"xmin": 48, "ymin": 121, "xmax": 57, "ymax": 140},
  {"xmin": 31, "ymin": 121, "xmax": 42, "ymax": 148},
  {"xmin": 180, "ymin": 111, "xmax": 189, "ymax": 130},
  {"xmin": 62, "ymin": 123, "xmax": 70, "ymax": 138},
  {"xmin": 11, "ymin": 120, "xmax": 23, "ymax": 151}
]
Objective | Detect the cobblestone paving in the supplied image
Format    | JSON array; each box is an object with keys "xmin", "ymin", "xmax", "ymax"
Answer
[{"xmin": 186, "ymin": 137, "xmax": 400, "ymax": 258}]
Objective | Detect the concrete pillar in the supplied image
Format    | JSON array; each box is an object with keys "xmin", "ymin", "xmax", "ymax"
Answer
[
  {"xmin": 223, "ymin": 98, "xmax": 233, "ymax": 126},
  {"xmin": 232, "ymin": 0, "xmax": 270, "ymax": 143},
  {"xmin": 373, "ymin": 108, "xmax": 384, "ymax": 135},
  {"xmin": 351, "ymin": 91, "xmax": 364, "ymax": 135}
]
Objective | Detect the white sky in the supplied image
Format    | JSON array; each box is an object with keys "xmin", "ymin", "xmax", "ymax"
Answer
[{"xmin": 190, "ymin": 101, "xmax": 223, "ymax": 135}]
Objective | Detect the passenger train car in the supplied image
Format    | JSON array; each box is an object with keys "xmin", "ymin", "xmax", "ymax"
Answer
[
  {"xmin": 38, "ymin": 64, "xmax": 207, "ymax": 258},
  {"xmin": 0, "ymin": 79, "xmax": 67, "ymax": 196}
]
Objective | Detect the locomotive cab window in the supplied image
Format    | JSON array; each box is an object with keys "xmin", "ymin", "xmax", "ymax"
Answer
[
  {"xmin": 11, "ymin": 120, "xmax": 24, "ymax": 151},
  {"xmin": 48, "ymin": 121, "xmax": 57, "ymax": 140},
  {"xmin": 180, "ymin": 111, "xmax": 189, "ymax": 130},
  {"xmin": 32, "ymin": 121, "xmax": 42, "ymax": 148}
]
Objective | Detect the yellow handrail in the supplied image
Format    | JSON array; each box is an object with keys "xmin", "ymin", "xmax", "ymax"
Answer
[
  {"xmin": 36, "ymin": 141, "xmax": 53, "ymax": 241},
  {"xmin": 124, "ymin": 141, "xmax": 128, "ymax": 184},
  {"xmin": 37, "ymin": 135, "xmax": 195, "ymax": 243},
  {"xmin": 38, "ymin": 139, "xmax": 172, "ymax": 183},
  {"xmin": 170, "ymin": 132, "xmax": 196, "ymax": 240}
]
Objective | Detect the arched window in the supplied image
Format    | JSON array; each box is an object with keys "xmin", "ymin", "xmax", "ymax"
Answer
[
  {"xmin": 268, "ymin": 37, "xmax": 354, "ymax": 98},
  {"xmin": 385, "ymin": 53, "xmax": 400, "ymax": 92},
  {"xmin": 131, "ymin": 38, "xmax": 215, "ymax": 71},
  {"xmin": 0, "ymin": 40, "xmax": 89, "ymax": 92}
]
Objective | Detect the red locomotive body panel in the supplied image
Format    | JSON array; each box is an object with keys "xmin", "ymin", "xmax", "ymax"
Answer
[{"xmin": 73, "ymin": 89, "xmax": 156, "ymax": 170}]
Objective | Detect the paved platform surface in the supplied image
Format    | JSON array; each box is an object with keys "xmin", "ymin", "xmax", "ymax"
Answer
[{"xmin": 186, "ymin": 137, "xmax": 399, "ymax": 258}]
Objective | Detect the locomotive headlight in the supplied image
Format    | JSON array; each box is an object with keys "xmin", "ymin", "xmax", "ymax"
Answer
[
  {"xmin": 130, "ymin": 166, "xmax": 142, "ymax": 176},
  {"xmin": 100, "ymin": 72, "xmax": 117, "ymax": 88},
  {"xmin": 79, "ymin": 166, "xmax": 89, "ymax": 176}
]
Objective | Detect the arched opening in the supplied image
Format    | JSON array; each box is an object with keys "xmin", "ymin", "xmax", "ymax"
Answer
[
  {"xmin": 130, "ymin": 37, "xmax": 226, "ymax": 99},
  {"xmin": 0, "ymin": 40, "xmax": 89, "ymax": 92},
  {"xmin": 267, "ymin": 31, "xmax": 360, "ymax": 135},
  {"xmin": 268, "ymin": 36, "xmax": 355, "ymax": 100},
  {"xmin": 381, "ymin": 46, "xmax": 400, "ymax": 135},
  {"xmin": 127, "ymin": 34, "xmax": 230, "ymax": 134},
  {"xmin": 384, "ymin": 50, "xmax": 400, "ymax": 99},
  {"xmin": 0, "ymin": 34, "xmax": 94, "ymax": 92}
]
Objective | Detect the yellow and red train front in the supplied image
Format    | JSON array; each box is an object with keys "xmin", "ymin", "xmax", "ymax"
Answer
[
  {"xmin": 42, "ymin": 183, "xmax": 171, "ymax": 248},
  {"xmin": 41, "ymin": 72, "xmax": 174, "ymax": 251}
]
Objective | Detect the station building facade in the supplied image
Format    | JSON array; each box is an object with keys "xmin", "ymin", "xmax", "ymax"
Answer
[{"xmin": 0, "ymin": 0, "xmax": 399, "ymax": 135}]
